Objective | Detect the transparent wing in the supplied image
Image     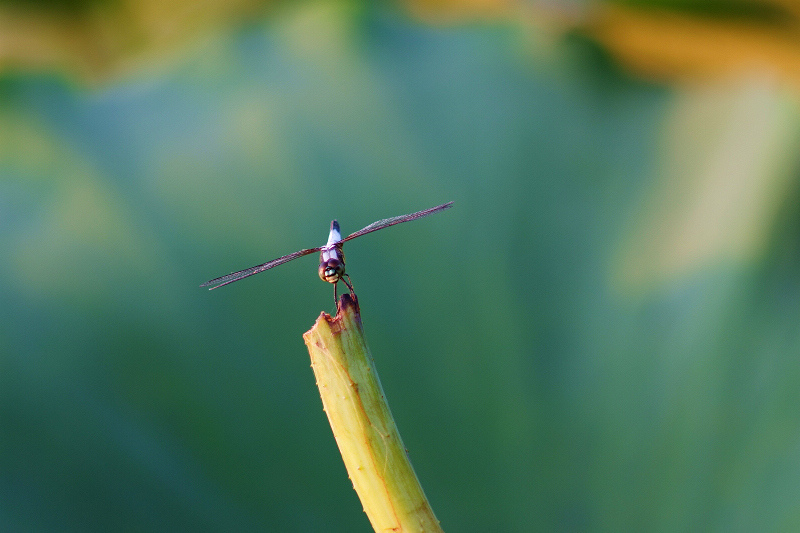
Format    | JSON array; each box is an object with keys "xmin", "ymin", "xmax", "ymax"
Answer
[
  {"xmin": 200, "ymin": 247, "xmax": 320, "ymax": 290},
  {"xmin": 342, "ymin": 201, "xmax": 453, "ymax": 242}
]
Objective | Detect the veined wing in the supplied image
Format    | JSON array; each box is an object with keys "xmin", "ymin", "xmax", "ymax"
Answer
[
  {"xmin": 342, "ymin": 201, "xmax": 453, "ymax": 242},
  {"xmin": 200, "ymin": 247, "xmax": 320, "ymax": 290}
]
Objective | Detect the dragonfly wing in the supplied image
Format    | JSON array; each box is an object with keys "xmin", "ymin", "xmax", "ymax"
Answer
[
  {"xmin": 342, "ymin": 201, "xmax": 453, "ymax": 242},
  {"xmin": 201, "ymin": 247, "xmax": 320, "ymax": 290}
]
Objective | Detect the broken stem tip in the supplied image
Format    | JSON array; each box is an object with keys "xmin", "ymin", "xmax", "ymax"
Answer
[{"xmin": 303, "ymin": 294, "xmax": 443, "ymax": 533}]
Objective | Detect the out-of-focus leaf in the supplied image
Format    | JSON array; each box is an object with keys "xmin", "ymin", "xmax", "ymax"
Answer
[{"xmin": 585, "ymin": 2, "xmax": 800, "ymax": 91}]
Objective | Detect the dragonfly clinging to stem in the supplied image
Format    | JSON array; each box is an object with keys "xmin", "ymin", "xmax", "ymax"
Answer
[{"xmin": 201, "ymin": 201, "xmax": 453, "ymax": 303}]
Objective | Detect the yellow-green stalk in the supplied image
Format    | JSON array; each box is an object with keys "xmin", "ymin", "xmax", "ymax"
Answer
[{"xmin": 303, "ymin": 294, "xmax": 443, "ymax": 533}]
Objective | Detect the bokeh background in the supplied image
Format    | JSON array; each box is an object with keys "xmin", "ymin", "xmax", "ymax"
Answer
[{"xmin": 3, "ymin": 0, "xmax": 800, "ymax": 531}]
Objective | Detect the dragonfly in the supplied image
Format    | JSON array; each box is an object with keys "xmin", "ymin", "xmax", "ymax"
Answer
[{"xmin": 201, "ymin": 202, "xmax": 453, "ymax": 303}]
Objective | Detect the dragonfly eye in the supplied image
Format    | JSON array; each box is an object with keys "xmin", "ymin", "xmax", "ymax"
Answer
[{"xmin": 319, "ymin": 259, "xmax": 344, "ymax": 283}]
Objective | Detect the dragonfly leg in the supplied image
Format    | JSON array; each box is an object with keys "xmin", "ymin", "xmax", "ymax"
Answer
[
  {"xmin": 341, "ymin": 274, "xmax": 355, "ymax": 297},
  {"xmin": 333, "ymin": 281, "xmax": 338, "ymax": 306}
]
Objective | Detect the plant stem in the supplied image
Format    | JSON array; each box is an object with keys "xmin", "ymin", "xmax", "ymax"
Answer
[{"xmin": 303, "ymin": 294, "xmax": 443, "ymax": 533}]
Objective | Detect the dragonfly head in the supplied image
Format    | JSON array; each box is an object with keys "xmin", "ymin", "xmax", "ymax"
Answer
[{"xmin": 319, "ymin": 258, "xmax": 345, "ymax": 283}]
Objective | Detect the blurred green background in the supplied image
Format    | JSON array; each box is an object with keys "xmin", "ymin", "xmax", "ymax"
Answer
[{"xmin": 3, "ymin": 0, "xmax": 800, "ymax": 531}]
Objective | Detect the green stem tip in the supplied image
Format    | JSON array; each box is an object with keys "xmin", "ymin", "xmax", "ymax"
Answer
[{"xmin": 303, "ymin": 294, "xmax": 444, "ymax": 533}]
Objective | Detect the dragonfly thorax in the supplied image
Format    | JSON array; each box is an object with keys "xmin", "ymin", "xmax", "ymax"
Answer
[{"xmin": 318, "ymin": 240, "xmax": 345, "ymax": 283}]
